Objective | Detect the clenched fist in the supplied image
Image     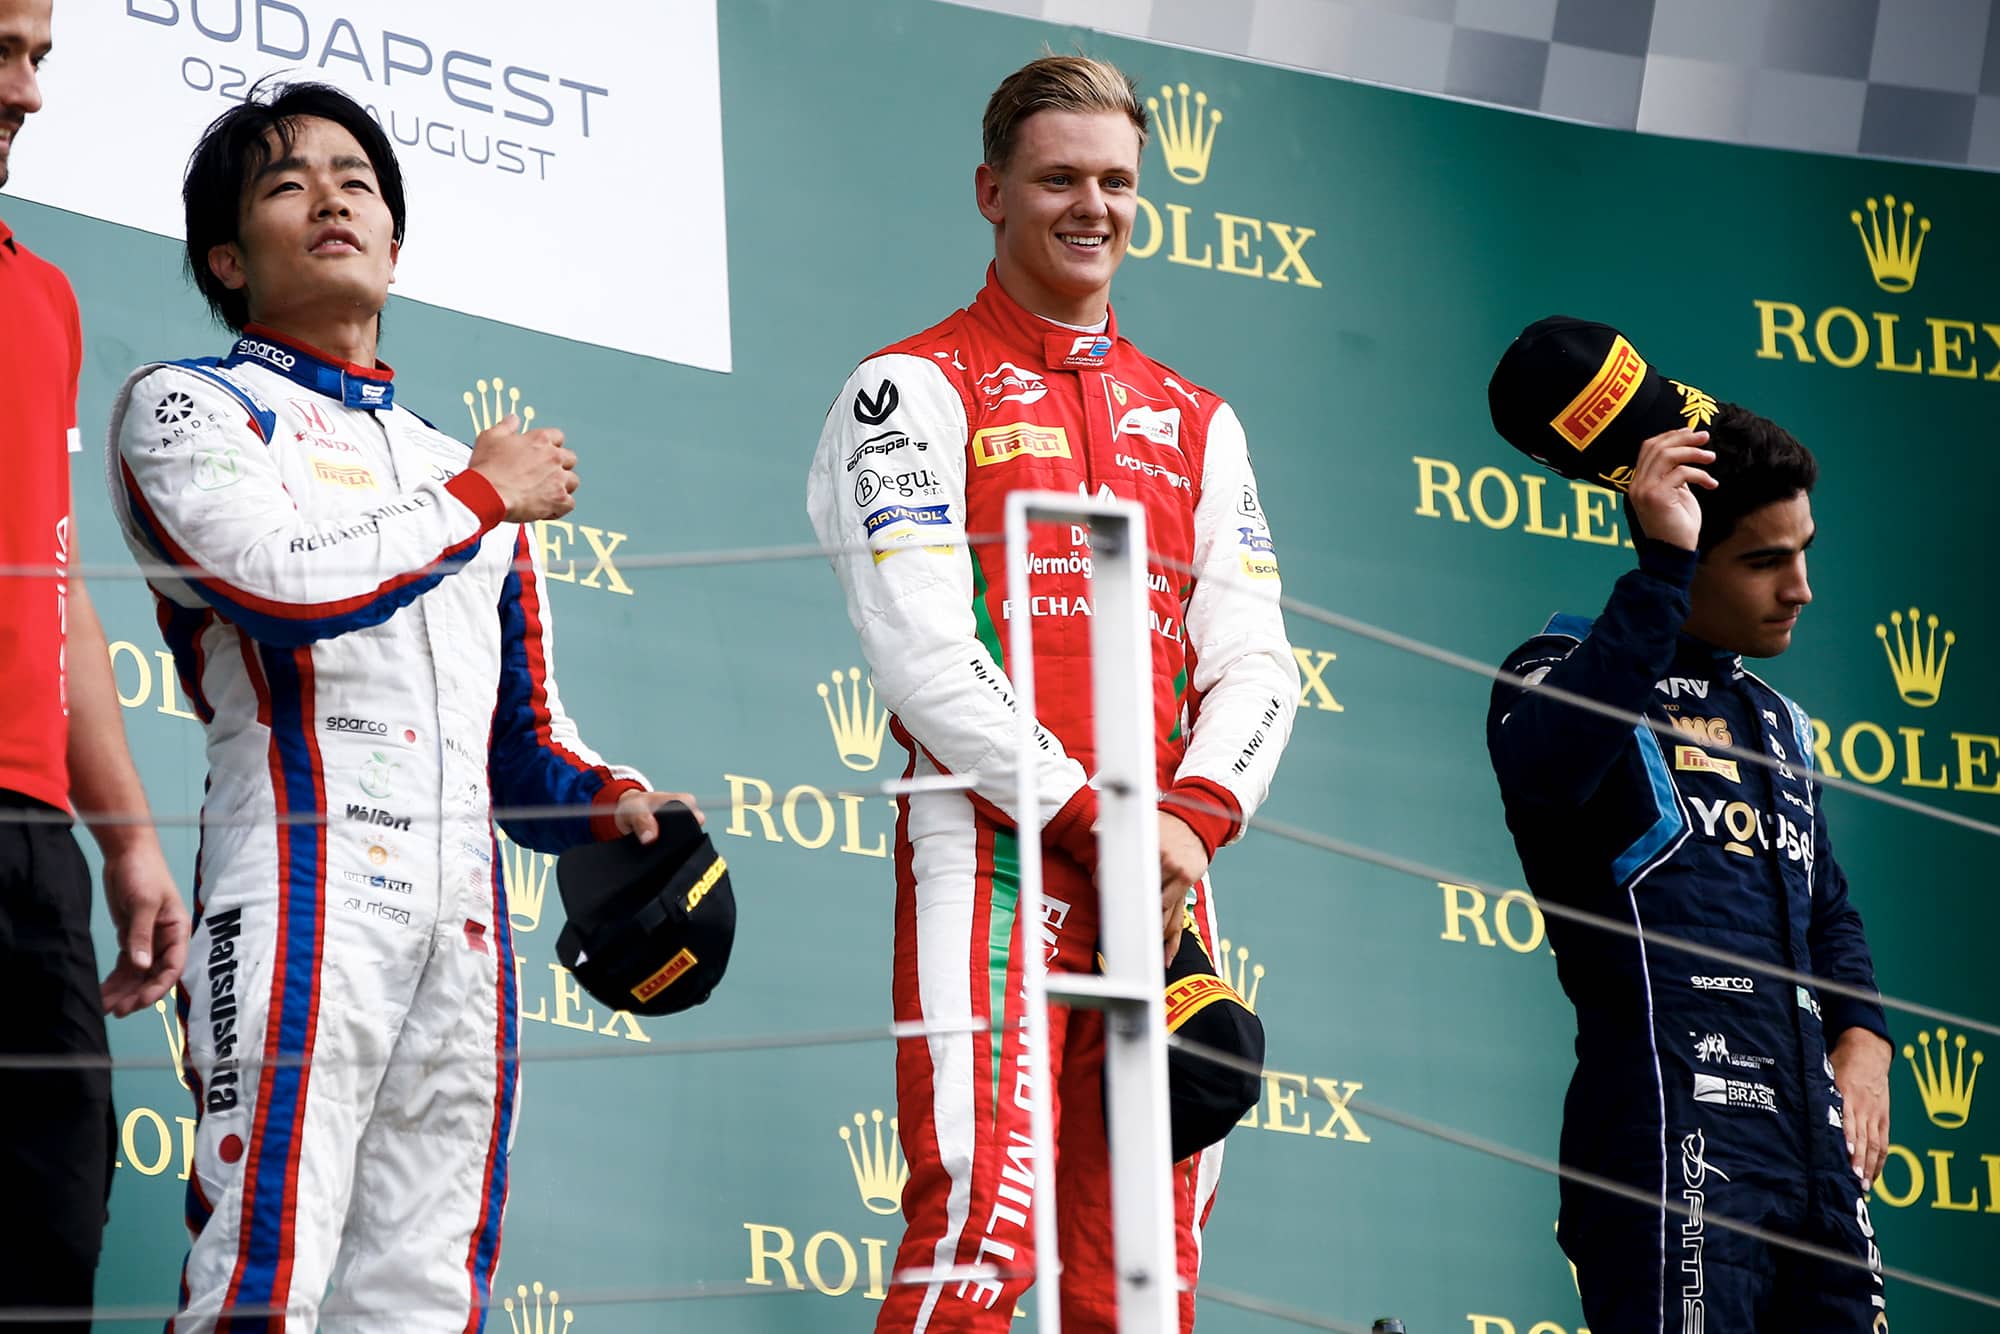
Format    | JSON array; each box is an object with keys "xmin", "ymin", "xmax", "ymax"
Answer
[{"xmin": 470, "ymin": 412, "xmax": 579, "ymax": 523}]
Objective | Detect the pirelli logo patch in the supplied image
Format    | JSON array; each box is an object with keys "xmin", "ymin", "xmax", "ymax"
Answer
[
  {"xmin": 312, "ymin": 460, "xmax": 377, "ymax": 489},
  {"xmin": 1674, "ymin": 745, "xmax": 1741, "ymax": 782},
  {"xmin": 971, "ymin": 423, "xmax": 1071, "ymax": 467},
  {"xmin": 1165, "ymin": 973, "xmax": 1238, "ymax": 1032},
  {"xmin": 1551, "ymin": 335, "xmax": 1647, "ymax": 450},
  {"xmin": 632, "ymin": 948, "xmax": 698, "ymax": 1003}
]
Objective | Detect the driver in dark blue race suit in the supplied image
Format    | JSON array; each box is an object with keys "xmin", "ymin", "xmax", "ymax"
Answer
[{"xmin": 1487, "ymin": 409, "xmax": 1894, "ymax": 1333}]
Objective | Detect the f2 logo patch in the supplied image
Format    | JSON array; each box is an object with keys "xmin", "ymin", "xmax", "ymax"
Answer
[{"xmin": 854, "ymin": 380, "xmax": 900, "ymax": 426}]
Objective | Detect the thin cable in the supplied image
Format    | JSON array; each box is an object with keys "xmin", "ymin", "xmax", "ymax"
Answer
[
  {"xmin": 1211, "ymin": 796, "xmax": 2000, "ymax": 1041},
  {"xmin": 1167, "ymin": 1032, "xmax": 1993, "ymax": 1312},
  {"xmin": 1198, "ymin": 1288, "xmax": 1380, "ymax": 1332},
  {"xmin": 41, "ymin": 525, "xmax": 1997, "ymax": 845},
  {"xmin": 0, "ymin": 1016, "xmax": 986, "ymax": 1075}
]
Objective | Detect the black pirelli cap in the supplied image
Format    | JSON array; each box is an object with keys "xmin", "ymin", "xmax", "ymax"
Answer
[
  {"xmin": 1488, "ymin": 316, "xmax": 1717, "ymax": 491},
  {"xmin": 1163, "ymin": 922, "xmax": 1265, "ymax": 1162},
  {"xmin": 554, "ymin": 802, "xmax": 735, "ymax": 1018}
]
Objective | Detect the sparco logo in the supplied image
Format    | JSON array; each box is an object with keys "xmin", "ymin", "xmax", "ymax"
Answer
[
  {"xmin": 1692, "ymin": 975, "xmax": 1756, "ymax": 993},
  {"xmin": 327, "ymin": 716, "xmax": 388, "ymax": 736},
  {"xmin": 203, "ymin": 908, "xmax": 245, "ymax": 1113},
  {"xmin": 237, "ymin": 339, "xmax": 298, "ymax": 371}
]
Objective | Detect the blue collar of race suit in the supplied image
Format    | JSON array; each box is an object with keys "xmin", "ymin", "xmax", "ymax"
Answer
[
  {"xmin": 1673, "ymin": 632, "xmax": 1745, "ymax": 681},
  {"xmin": 222, "ymin": 324, "xmax": 396, "ymax": 411}
]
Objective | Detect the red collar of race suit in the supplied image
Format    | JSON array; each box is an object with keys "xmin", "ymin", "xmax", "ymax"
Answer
[{"xmin": 970, "ymin": 263, "xmax": 1121, "ymax": 371}]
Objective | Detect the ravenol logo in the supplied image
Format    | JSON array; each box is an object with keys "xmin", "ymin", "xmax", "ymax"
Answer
[{"xmin": 862, "ymin": 504, "xmax": 950, "ymax": 535}]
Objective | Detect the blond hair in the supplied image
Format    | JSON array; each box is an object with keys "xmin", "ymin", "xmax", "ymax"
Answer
[{"xmin": 981, "ymin": 55, "xmax": 1149, "ymax": 169}]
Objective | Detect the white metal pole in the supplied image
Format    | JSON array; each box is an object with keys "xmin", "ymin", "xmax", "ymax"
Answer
[
  {"xmin": 1002, "ymin": 490, "xmax": 1179, "ymax": 1334},
  {"xmin": 1082, "ymin": 499, "xmax": 1180, "ymax": 1334},
  {"xmin": 1003, "ymin": 491, "xmax": 1066, "ymax": 1334}
]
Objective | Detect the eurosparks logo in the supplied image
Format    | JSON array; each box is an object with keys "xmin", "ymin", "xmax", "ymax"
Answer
[
  {"xmin": 1808, "ymin": 605, "xmax": 1998, "ymax": 797},
  {"xmin": 1753, "ymin": 193, "xmax": 2000, "ymax": 381},
  {"xmin": 1125, "ymin": 81, "xmax": 1322, "ymax": 290}
]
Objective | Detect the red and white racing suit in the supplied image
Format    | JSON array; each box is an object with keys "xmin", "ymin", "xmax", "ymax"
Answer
[
  {"xmin": 107, "ymin": 328, "xmax": 645, "ymax": 1332},
  {"xmin": 807, "ymin": 272, "xmax": 1298, "ymax": 1332}
]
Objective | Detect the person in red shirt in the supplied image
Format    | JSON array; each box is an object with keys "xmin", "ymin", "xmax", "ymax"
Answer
[
  {"xmin": 807, "ymin": 55, "xmax": 1298, "ymax": 1332},
  {"xmin": 0, "ymin": 0, "xmax": 188, "ymax": 1327}
]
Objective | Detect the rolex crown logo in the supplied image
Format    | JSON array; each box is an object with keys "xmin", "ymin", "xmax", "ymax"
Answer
[
  {"xmin": 819, "ymin": 667, "xmax": 888, "ymax": 772},
  {"xmin": 464, "ymin": 377, "xmax": 537, "ymax": 435},
  {"xmin": 1213, "ymin": 936, "xmax": 1264, "ymax": 1013},
  {"xmin": 155, "ymin": 998, "xmax": 189, "ymax": 1090},
  {"xmin": 1902, "ymin": 1026, "xmax": 1982, "ymax": 1130},
  {"xmin": 1147, "ymin": 82, "xmax": 1223, "ymax": 186},
  {"xmin": 503, "ymin": 1281, "xmax": 574, "ymax": 1334},
  {"xmin": 1875, "ymin": 606, "xmax": 1954, "ymax": 708},
  {"xmin": 500, "ymin": 830, "xmax": 555, "ymax": 933},
  {"xmin": 839, "ymin": 1108, "xmax": 908, "ymax": 1216},
  {"xmin": 1851, "ymin": 195, "xmax": 1929, "ymax": 294}
]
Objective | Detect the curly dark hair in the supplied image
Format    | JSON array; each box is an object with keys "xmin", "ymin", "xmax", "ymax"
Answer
[
  {"xmin": 1689, "ymin": 403, "xmax": 1818, "ymax": 553},
  {"xmin": 181, "ymin": 80, "xmax": 407, "ymax": 331}
]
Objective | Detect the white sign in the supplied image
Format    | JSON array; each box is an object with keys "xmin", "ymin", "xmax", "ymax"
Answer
[{"xmin": 18, "ymin": 0, "xmax": 732, "ymax": 371}]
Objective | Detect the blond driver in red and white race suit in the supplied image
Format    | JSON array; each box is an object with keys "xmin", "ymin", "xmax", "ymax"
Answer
[{"xmin": 806, "ymin": 56, "xmax": 1298, "ymax": 1334}]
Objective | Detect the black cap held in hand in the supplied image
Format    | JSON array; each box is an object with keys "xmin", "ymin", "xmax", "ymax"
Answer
[
  {"xmin": 1488, "ymin": 316, "xmax": 1717, "ymax": 491},
  {"xmin": 1163, "ymin": 925, "xmax": 1265, "ymax": 1162},
  {"xmin": 554, "ymin": 802, "xmax": 735, "ymax": 1018}
]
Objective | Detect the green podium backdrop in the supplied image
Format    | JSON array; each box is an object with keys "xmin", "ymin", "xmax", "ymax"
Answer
[{"xmin": 20, "ymin": 0, "xmax": 1998, "ymax": 1328}]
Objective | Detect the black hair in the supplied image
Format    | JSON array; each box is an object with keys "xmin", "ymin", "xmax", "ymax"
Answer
[
  {"xmin": 1692, "ymin": 403, "xmax": 1818, "ymax": 554},
  {"xmin": 181, "ymin": 80, "xmax": 407, "ymax": 330}
]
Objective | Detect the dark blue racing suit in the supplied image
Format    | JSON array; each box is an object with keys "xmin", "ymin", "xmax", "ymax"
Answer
[{"xmin": 1488, "ymin": 540, "xmax": 1891, "ymax": 1333}]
